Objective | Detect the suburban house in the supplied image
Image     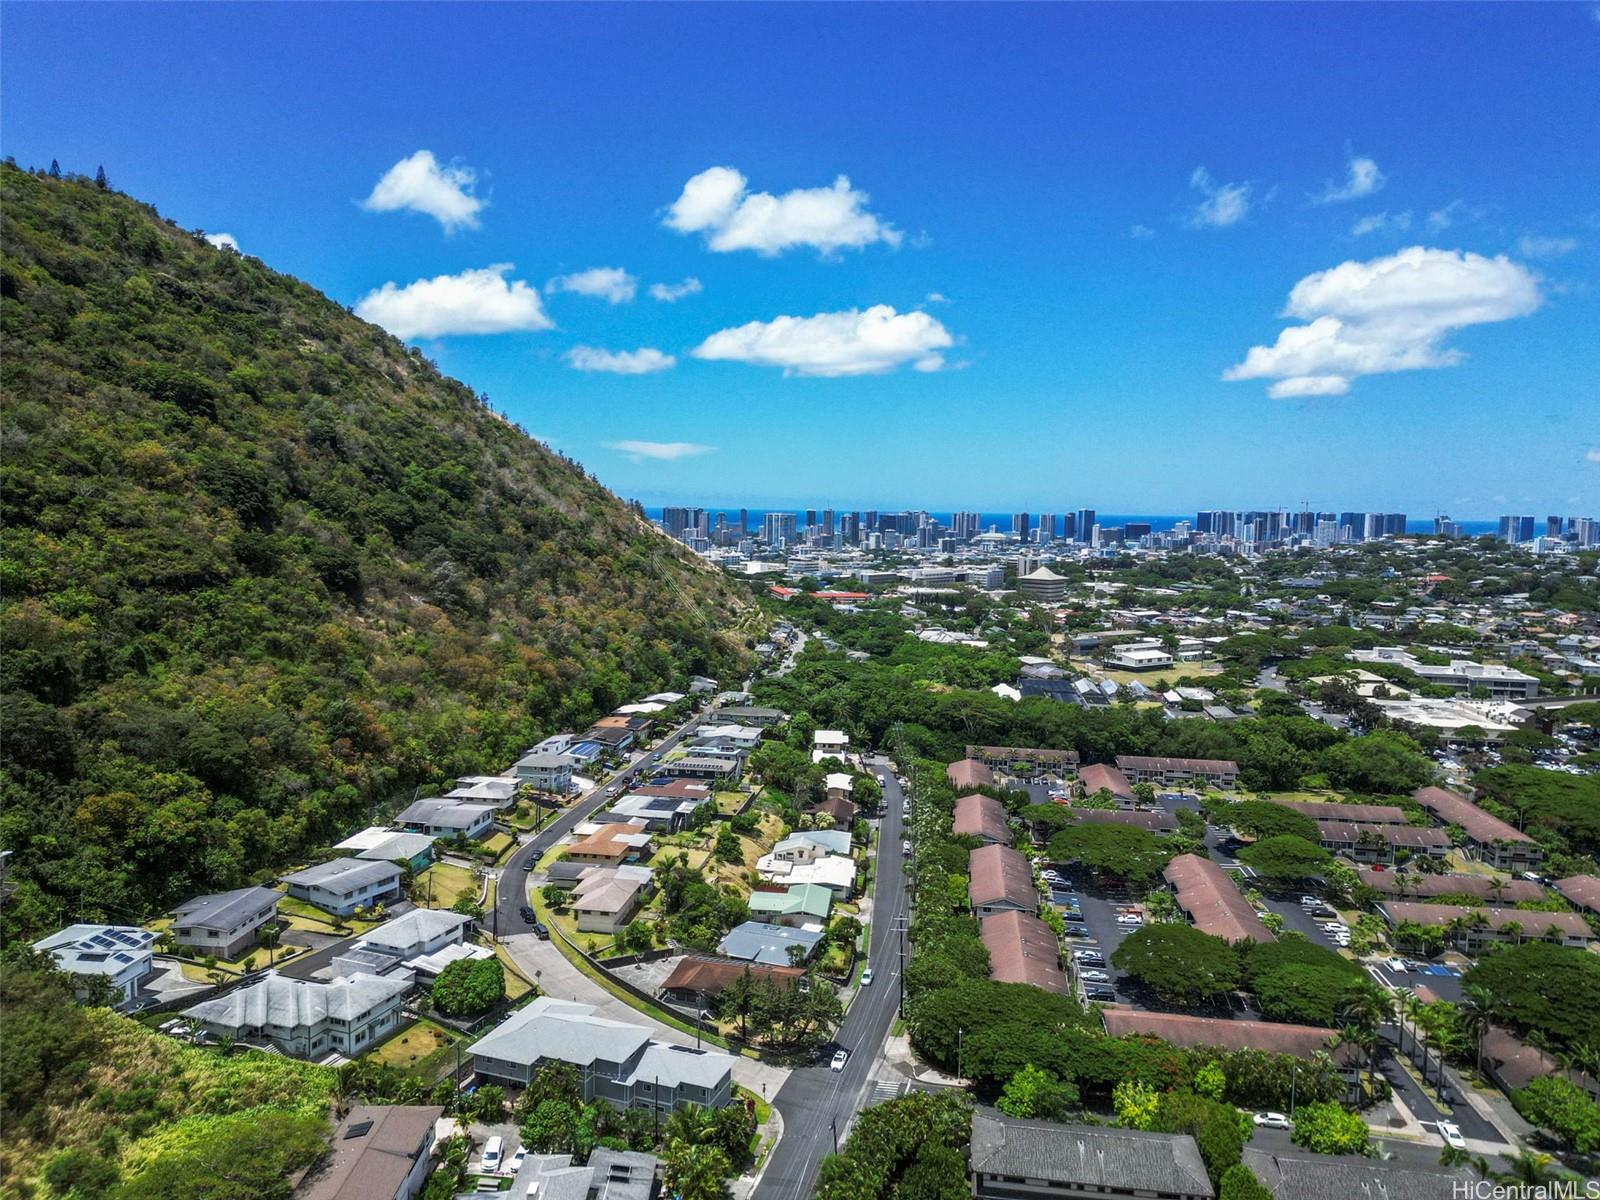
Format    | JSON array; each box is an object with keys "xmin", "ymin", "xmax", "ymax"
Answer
[
  {"xmin": 1162, "ymin": 854, "xmax": 1275, "ymax": 944},
  {"xmin": 334, "ymin": 827, "xmax": 436, "ymax": 873},
  {"xmin": 606, "ymin": 778, "xmax": 714, "ymax": 831},
  {"xmin": 297, "ymin": 1104, "xmax": 444, "ymax": 1200},
  {"xmin": 511, "ymin": 1150, "xmax": 658, "ymax": 1200},
  {"xmin": 1101, "ymin": 1010, "xmax": 1360, "ymax": 1100},
  {"xmin": 658, "ymin": 754, "xmax": 743, "ymax": 783},
  {"xmin": 1240, "ymin": 1148, "xmax": 1472, "ymax": 1199},
  {"xmin": 812, "ymin": 730, "xmax": 850, "ymax": 759},
  {"xmin": 965, "ymin": 745, "xmax": 1081, "ymax": 782},
  {"xmin": 756, "ymin": 850, "xmax": 856, "ymax": 897},
  {"xmin": 1376, "ymin": 901, "xmax": 1594, "ymax": 952},
  {"xmin": 470, "ymin": 997, "xmax": 735, "ymax": 1111},
  {"xmin": 446, "ymin": 775, "xmax": 520, "ymax": 806},
  {"xmin": 570, "ymin": 865, "xmax": 653, "ymax": 934},
  {"xmin": 658, "ymin": 956, "xmax": 804, "ymax": 1006},
  {"xmin": 1481, "ymin": 1025, "xmax": 1600, "ymax": 1103},
  {"xmin": 968, "ymin": 844, "xmax": 1038, "ymax": 918},
  {"xmin": 981, "ymin": 911, "xmax": 1068, "ymax": 994},
  {"xmin": 1114, "ymin": 755, "xmax": 1238, "ymax": 790},
  {"xmin": 692, "ymin": 723, "xmax": 764, "ymax": 750},
  {"xmin": 717, "ymin": 920, "xmax": 826, "ymax": 966},
  {"xmin": 566, "ymin": 821, "xmax": 654, "ymax": 866},
  {"xmin": 954, "ymin": 793, "xmax": 1012, "ymax": 845},
  {"xmin": 969, "ymin": 1112, "xmax": 1213, "ymax": 1200},
  {"xmin": 581, "ymin": 724, "xmax": 639, "ymax": 755},
  {"xmin": 393, "ymin": 798, "xmax": 496, "ymax": 841},
  {"xmin": 1076, "ymin": 763, "xmax": 1135, "ymax": 806},
  {"xmin": 511, "ymin": 750, "xmax": 575, "ymax": 795},
  {"xmin": 31, "ymin": 924, "xmax": 156, "ymax": 1008},
  {"xmin": 184, "ymin": 970, "xmax": 410, "ymax": 1058},
  {"xmin": 717, "ymin": 705, "xmax": 785, "ymax": 726},
  {"xmin": 282, "ymin": 858, "xmax": 404, "ymax": 917},
  {"xmin": 770, "ymin": 829, "xmax": 852, "ymax": 862},
  {"xmin": 1313, "ymin": 820, "xmax": 1452, "ymax": 865},
  {"xmin": 1412, "ymin": 785, "xmax": 1544, "ymax": 871},
  {"xmin": 746, "ymin": 882, "xmax": 833, "ymax": 928},
  {"xmin": 331, "ymin": 909, "xmax": 473, "ymax": 980},
  {"xmin": 1107, "ymin": 644, "xmax": 1176, "ymax": 672},
  {"xmin": 1069, "ymin": 808, "xmax": 1177, "ymax": 833},
  {"xmin": 824, "ymin": 772, "xmax": 854, "ymax": 803},
  {"xmin": 803, "ymin": 796, "xmax": 857, "ymax": 830},
  {"xmin": 169, "ymin": 886, "xmax": 281, "ymax": 959},
  {"xmin": 947, "ymin": 758, "xmax": 996, "ymax": 790}
]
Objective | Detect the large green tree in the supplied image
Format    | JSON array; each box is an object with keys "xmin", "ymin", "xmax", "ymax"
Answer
[
  {"xmin": 1112, "ymin": 925, "xmax": 1241, "ymax": 1005},
  {"xmin": 1045, "ymin": 822, "xmax": 1175, "ymax": 884}
]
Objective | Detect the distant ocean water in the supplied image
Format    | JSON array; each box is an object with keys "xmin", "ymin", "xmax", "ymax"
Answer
[{"xmin": 646, "ymin": 508, "xmax": 1498, "ymax": 538}]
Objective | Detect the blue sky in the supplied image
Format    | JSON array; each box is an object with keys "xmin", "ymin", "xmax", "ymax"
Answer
[{"xmin": 4, "ymin": 3, "xmax": 1598, "ymax": 517}]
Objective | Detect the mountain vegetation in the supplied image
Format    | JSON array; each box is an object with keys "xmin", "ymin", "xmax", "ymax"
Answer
[{"xmin": 0, "ymin": 162, "xmax": 751, "ymax": 938}]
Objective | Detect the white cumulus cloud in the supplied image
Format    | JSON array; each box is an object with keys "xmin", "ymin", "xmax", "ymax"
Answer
[
  {"xmin": 606, "ymin": 440, "xmax": 715, "ymax": 462},
  {"xmin": 205, "ymin": 232, "xmax": 240, "ymax": 252},
  {"xmin": 1187, "ymin": 167, "xmax": 1254, "ymax": 228},
  {"xmin": 355, "ymin": 264, "xmax": 552, "ymax": 340},
  {"xmin": 1130, "ymin": 224, "xmax": 1156, "ymax": 239},
  {"xmin": 1586, "ymin": 447, "xmax": 1600, "ymax": 464},
  {"xmin": 546, "ymin": 266, "xmax": 637, "ymax": 304},
  {"xmin": 1314, "ymin": 155, "xmax": 1386, "ymax": 204},
  {"xmin": 1224, "ymin": 246, "xmax": 1542, "ymax": 398},
  {"xmin": 649, "ymin": 277, "xmax": 704, "ymax": 302},
  {"xmin": 362, "ymin": 150, "xmax": 484, "ymax": 233},
  {"xmin": 1518, "ymin": 235, "xmax": 1579, "ymax": 259},
  {"xmin": 664, "ymin": 166, "xmax": 901, "ymax": 256},
  {"xmin": 1352, "ymin": 211, "xmax": 1412, "ymax": 237},
  {"xmin": 565, "ymin": 346, "xmax": 676, "ymax": 374},
  {"xmin": 691, "ymin": 305, "xmax": 953, "ymax": 377}
]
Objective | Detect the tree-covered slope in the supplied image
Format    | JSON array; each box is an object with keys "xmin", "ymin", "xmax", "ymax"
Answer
[{"xmin": 0, "ymin": 162, "xmax": 752, "ymax": 938}]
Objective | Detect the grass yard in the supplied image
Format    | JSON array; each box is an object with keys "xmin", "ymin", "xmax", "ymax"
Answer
[
  {"xmin": 366, "ymin": 1017, "xmax": 458, "ymax": 1070},
  {"xmin": 416, "ymin": 863, "xmax": 482, "ymax": 910},
  {"xmin": 275, "ymin": 894, "xmax": 385, "ymax": 934},
  {"xmin": 716, "ymin": 790, "xmax": 747, "ymax": 815},
  {"xmin": 478, "ymin": 831, "xmax": 514, "ymax": 862},
  {"xmin": 493, "ymin": 945, "xmax": 537, "ymax": 1000}
]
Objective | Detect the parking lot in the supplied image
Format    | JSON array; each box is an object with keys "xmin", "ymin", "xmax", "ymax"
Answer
[{"xmin": 1041, "ymin": 868, "xmax": 1140, "ymax": 1004}]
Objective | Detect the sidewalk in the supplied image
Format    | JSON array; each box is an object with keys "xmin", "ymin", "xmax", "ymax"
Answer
[{"xmin": 881, "ymin": 1030, "xmax": 963, "ymax": 1087}]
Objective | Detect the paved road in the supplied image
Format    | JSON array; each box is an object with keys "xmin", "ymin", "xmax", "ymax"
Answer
[
  {"xmin": 489, "ymin": 710, "xmax": 711, "ymax": 937},
  {"xmin": 754, "ymin": 755, "xmax": 911, "ymax": 1200}
]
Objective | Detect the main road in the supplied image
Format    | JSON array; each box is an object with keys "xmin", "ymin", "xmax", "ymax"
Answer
[
  {"xmin": 490, "ymin": 708, "xmax": 712, "ymax": 937},
  {"xmin": 754, "ymin": 754, "xmax": 913, "ymax": 1200}
]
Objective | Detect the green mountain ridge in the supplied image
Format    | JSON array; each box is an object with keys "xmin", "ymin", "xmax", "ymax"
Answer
[{"xmin": 0, "ymin": 162, "xmax": 752, "ymax": 938}]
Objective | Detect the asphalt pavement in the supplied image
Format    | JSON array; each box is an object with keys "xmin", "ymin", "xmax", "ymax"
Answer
[
  {"xmin": 489, "ymin": 711, "xmax": 709, "ymax": 937},
  {"xmin": 753, "ymin": 755, "xmax": 911, "ymax": 1200}
]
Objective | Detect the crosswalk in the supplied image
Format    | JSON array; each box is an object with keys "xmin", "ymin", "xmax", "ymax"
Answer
[{"xmin": 868, "ymin": 1077, "xmax": 907, "ymax": 1106}]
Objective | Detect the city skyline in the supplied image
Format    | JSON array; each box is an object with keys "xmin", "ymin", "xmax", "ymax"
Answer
[{"xmin": 3, "ymin": 4, "xmax": 1596, "ymax": 514}]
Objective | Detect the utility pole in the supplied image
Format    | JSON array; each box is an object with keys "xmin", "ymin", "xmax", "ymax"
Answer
[{"xmin": 830, "ymin": 1116, "xmax": 839, "ymax": 1154}]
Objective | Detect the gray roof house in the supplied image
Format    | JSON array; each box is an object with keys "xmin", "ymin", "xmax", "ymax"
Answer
[
  {"xmin": 394, "ymin": 798, "xmax": 496, "ymax": 840},
  {"xmin": 1241, "ymin": 1148, "xmax": 1472, "ymax": 1200},
  {"xmin": 717, "ymin": 920, "xmax": 826, "ymax": 967},
  {"xmin": 184, "ymin": 969, "xmax": 410, "ymax": 1059},
  {"xmin": 282, "ymin": 858, "xmax": 403, "ymax": 917},
  {"xmin": 512, "ymin": 1149, "xmax": 658, "ymax": 1200},
  {"xmin": 298, "ymin": 1104, "xmax": 445, "ymax": 1200},
  {"xmin": 331, "ymin": 909, "xmax": 473, "ymax": 980},
  {"xmin": 169, "ymin": 886, "xmax": 280, "ymax": 959},
  {"xmin": 471, "ymin": 997, "xmax": 734, "ymax": 1112},
  {"xmin": 970, "ymin": 1112, "xmax": 1213, "ymax": 1200}
]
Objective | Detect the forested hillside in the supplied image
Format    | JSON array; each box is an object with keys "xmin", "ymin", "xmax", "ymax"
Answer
[{"xmin": 0, "ymin": 163, "xmax": 751, "ymax": 939}]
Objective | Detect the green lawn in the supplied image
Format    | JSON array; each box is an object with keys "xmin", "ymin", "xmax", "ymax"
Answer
[
  {"xmin": 365, "ymin": 1017, "xmax": 459, "ymax": 1073},
  {"xmin": 415, "ymin": 863, "xmax": 482, "ymax": 910}
]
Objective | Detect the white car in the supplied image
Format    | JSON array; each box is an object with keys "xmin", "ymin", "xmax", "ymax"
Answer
[
  {"xmin": 830, "ymin": 1049, "xmax": 849, "ymax": 1071},
  {"xmin": 1253, "ymin": 1112, "xmax": 1292, "ymax": 1130},
  {"xmin": 860, "ymin": 967, "xmax": 875, "ymax": 986},
  {"xmin": 1439, "ymin": 1121, "xmax": 1466, "ymax": 1150},
  {"xmin": 1385, "ymin": 957, "xmax": 1408, "ymax": 972},
  {"xmin": 1079, "ymin": 969, "xmax": 1110, "ymax": 982},
  {"xmin": 1117, "ymin": 914, "xmax": 1144, "ymax": 925},
  {"xmin": 1299, "ymin": 895, "xmax": 1320, "ymax": 907},
  {"xmin": 508, "ymin": 1148, "xmax": 527, "ymax": 1173}
]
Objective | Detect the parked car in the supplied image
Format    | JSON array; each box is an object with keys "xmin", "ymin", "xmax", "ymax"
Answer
[
  {"xmin": 1079, "ymin": 969, "xmax": 1109, "ymax": 982},
  {"xmin": 520, "ymin": 906, "xmax": 537, "ymax": 923},
  {"xmin": 1085, "ymin": 987, "xmax": 1117, "ymax": 1002},
  {"xmin": 1117, "ymin": 914, "xmax": 1144, "ymax": 926},
  {"xmin": 533, "ymin": 922, "xmax": 550, "ymax": 940},
  {"xmin": 1075, "ymin": 955, "xmax": 1106, "ymax": 967},
  {"xmin": 508, "ymin": 1147, "xmax": 527, "ymax": 1173},
  {"xmin": 1063, "ymin": 912, "xmax": 1086, "ymax": 924},
  {"xmin": 1439, "ymin": 1122, "xmax": 1466, "ymax": 1150},
  {"xmin": 1299, "ymin": 895, "xmax": 1320, "ymax": 907},
  {"xmin": 860, "ymin": 967, "xmax": 875, "ymax": 986},
  {"xmin": 902, "ymin": 840, "xmax": 913, "ymax": 857},
  {"xmin": 1253, "ymin": 1112, "xmax": 1291, "ymax": 1130},
  {"xmin": 1385, "ymin": 957, "xmax": 1408, "ymax": 972},
  {"xmin": 830, "ymin": 1049, "xmax": 849, "ymax": 1071},
  {"xmin": 481, "ymin": 1136, "xmax": 504, "ymax": 1172}
]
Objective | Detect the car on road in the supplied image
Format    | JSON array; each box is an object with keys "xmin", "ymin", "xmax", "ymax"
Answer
[
  {"xmin": 1253, "ymin": 1112, "xmax": 1291, "ymax": 1130},
  {"xmin": 520, "ymin": 906, "xmax": 537, "ymax": 923},
  {"xmin": 830, "ymin": 1049, "xmax": 849, "ymax": 1071},
  {"xmin": 860, "ymin": 967, "xmax": 874, "ymax": 986},
  {"xmin": 1439, "ymin": 1121, "xmax": 1466, "ymax": 1150},
  {"xmin": 1079, "ymin": 969, "xmax": 1109, "ymax": 982}
]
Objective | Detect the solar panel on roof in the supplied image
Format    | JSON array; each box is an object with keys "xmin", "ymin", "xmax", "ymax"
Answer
[{"xmin": 344, "ymin": 1120, "xmax": 374, "ymax": 1139}]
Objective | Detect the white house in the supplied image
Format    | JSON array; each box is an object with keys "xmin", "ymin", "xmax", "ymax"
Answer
[
  {"xmin": 394, "ymin": 798, "xmax": 496, "ymax": 840},
  {"xmin": 282, "ymin": 858, "xmax": 403, "ymax": 917},
  {"xmin": 32, "ymin": 924, "xmax": 156, "ymax": 1009},
  {"xmin": 183, "ymin": 969, "xmax": 410, "ymax": 1058}
]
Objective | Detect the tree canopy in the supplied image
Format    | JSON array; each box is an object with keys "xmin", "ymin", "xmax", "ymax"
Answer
[{"xmin": 1112, "ymin": 925, "xmax": 1241, "ymax": 1005}]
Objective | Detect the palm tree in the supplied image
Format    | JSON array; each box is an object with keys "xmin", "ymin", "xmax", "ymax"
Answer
[
  {"xmin": 1456, "ymin": 985, "xmax": 1495, "ymax": 1075},
  {"xmin": 664, "ymin": 1102, "xmax": 713, "ymax": 1147},
  {"xmin": 1491, "ymin": 1149, "xmax": 1564, "ymax": 1187},
  {"xmin": 1439, "ymin": 1145, "xmax": 1489, "ymax": 1177}
]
